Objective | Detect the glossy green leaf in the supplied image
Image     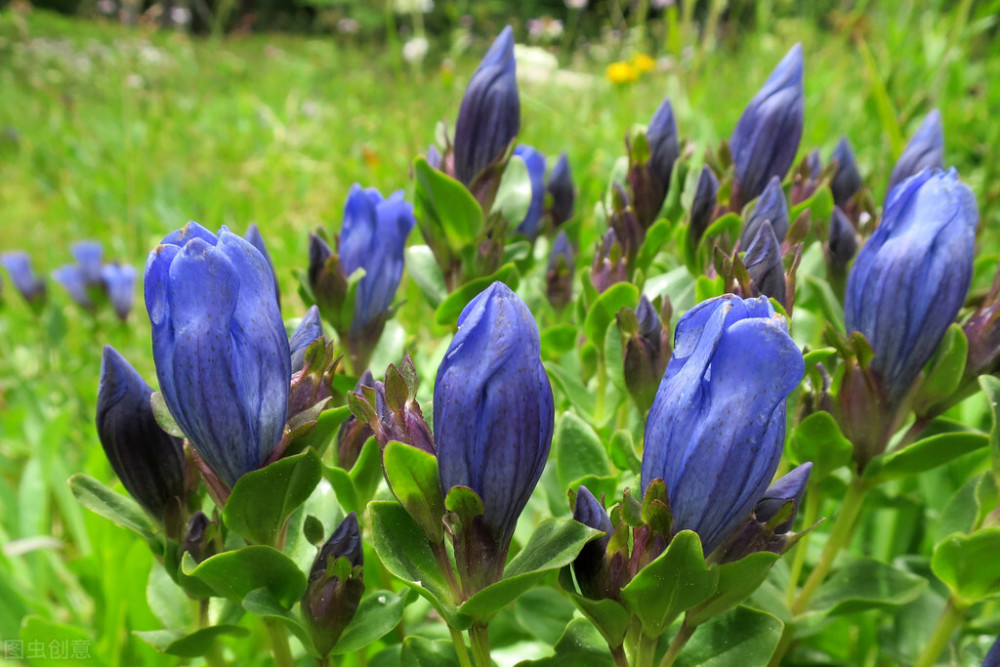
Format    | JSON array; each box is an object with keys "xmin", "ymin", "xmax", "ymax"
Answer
[
  {"xmin": 686, "ymin": 552, "xmax": 779, "ymax": 626},
  {"xmin": 182, "ymin": 546, "xmax": 307, "ymax": 608},
  {"xmin": 540, "ymin": 324, "xmax": 578, "ymax": 360},
  {"xmin": 413, "ymin": 156, "xmax": 483, "ymax": 248},
  {"xmin": 223, "ymin": 450, "xmax": 322, "ymax": 546},
  {"xmin": 789, "ymin": 411, "xmax": 852, "ymax": 481},
  {"xmin": 383, "ymin": 441, "xmax": 445, "ymax": 543},
  {"xmin": 400, "ymin": 637, "xmax": 461, "ymax": 666},
  {"xmin": 324, "ymin": 465, "xmax": 359, "ymax": 515},
  {"xmin": 694, "ymin": 275, "xmax": 724, "ymax": 303},
  {"xmin": 609, "ymin": 429, "xmax": 642, "ymax": 473},
  {"xmin": 560, "ymin": 567, "xmax": 632, "ymax": 647},
  {"xmin": 635, "ymin": 219, "xmax": 673, "ymax": 273},
  {"xmin": 513, "ymin": 587, "xmax": 577, "ymax": 646},
  {"xmin": 492, "ymin": 154, "xmax": 532, "ymax": 226},
  {"xmin": 134, "ymin": 625, "xmax": 249, "ymax": 658},
  {"xmin": 864, "ymin": 432, "xmax": 988, "ymax": 482},
  {"xmin": 459, "ymin": 518, "xmax": 600, "ymax": 619},
  {"xmin": 980, "ymin": 375, "xmax": 1000, "ymax": 483},
  {"xmin": 803, "ymin": 275, "xmax": 845, "ymax": 333},
  {"xmin": 20, "ymin": 616, "xmax": 100, "ymax": 667},
  {"xmin": 932, "ymin": 528, "xmax": 1000, "ymax": 605},
  {"xmin": 583, "ymin": 282, "xmax": 638, "ymax": 351},
  {"xmin": 405, "ymin": 245, "xmax": 448, "ymax": 307},
  {"xmin": 68, "ymin": 473, "xmax": 157, "ymax": 544},
  {"xmin": 434, "ymin": 263, "xmax": 519, "ymax": 326},
  {"xmin": 516, "ymin": 618, "xmax": 617, "ymax": 666},
  {"xmin": 675, "ymin": 606, "xmax": 784, "ymax": 667},
  {"xmin": 241, "ymin": 587, "xmax": 316, "ymax": 654},
  {"xmin": 554, "ymin": 411, "xmax": 612, "ymax": 494},
  {"xmin": 914, "ymin": 324, "xmax": 968, "ymax": 412},
  {"xmin": 545, "ymin": 361, "xmax": 596, "ymax": 416},
  {"xmin": 332, "ymin": 589, "xmax": 410, "ymax": 655},
  {"xmin": 808, "ymin": 557, "xmax": 927, "ymax": 615},
  {"xmin": 349, "ymin": 436, "xmax": 383, "ymax": 506},
  {"xmin": 621, "ymin": 531, "xmax": 719, "ymax": 636}
]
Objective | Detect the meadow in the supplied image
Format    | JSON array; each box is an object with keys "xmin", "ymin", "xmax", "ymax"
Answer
[{"xmin": 2, "ymin": 2, "xmax": 1000, "ymax": 665}]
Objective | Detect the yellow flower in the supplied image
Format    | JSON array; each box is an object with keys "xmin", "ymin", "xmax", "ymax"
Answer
[
  {"xmin": 606, "ymin": 61, "xmax": 639, "ymax": 84},
  {"xmin": 631, "ymin": 53, "xmax": 656, "ymax": 73}
]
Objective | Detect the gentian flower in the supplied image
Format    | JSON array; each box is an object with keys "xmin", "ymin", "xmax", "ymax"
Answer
[
  {"xmin": 754, "ymin": 462, "xmax": 812, "ymax": 534},
  {"xmin": 513, "ymin": 145, "xmax": 546, "ymax": 238},
  {"xmin": 54, "ymin": 241, "xmax": 105, "ymax": 309},
  {"xmin": 740, "ymin": 175, "xmax": 790, "ymax": 247},
  {"xmin": 96, "ymin": 346, "xmax": 186, "ymax": 521},
  {"xmin": 289, "ymin": 305, "xmax": 324, "ymax": 373},
  {"xmin": 245, "ymin": 223, "xmax": 281, "ymax": 306},
  {"xmin": 301, "ymin": 513, "xmax": 364, "ymax": 657},
  {"xmin": 845, "ymin": 169, "xmax": 977, "ymax": 404},
  {"xmin": 743, "ymin": 220, "xmax": 786, "ymax": 305},
  {"xmin": 729, "ymin": 44, "xmax": 804, "ymax": 207},
  {"xmin": 144, "ymin": 222, "xmax": 291, "ymax": 488},
  {"xmin": 827, "ymin": 206, "xmax": 857, "ymax": 270},
  {"xmin": 1, "ymin": 251, "xmax": 46, "ymax": 306},
  {"xmin": 631, "ymin": 97, "xmax": 680, "ymax": 228},
  {"xmin": 571, "ymin": 486, "xmax": 616, "ymax": 600},
  {"xmin": 453, "ymin": 27, "xmax": 520, "ymax": 186},
  {"xmin": 621, "ymin": 295, "xmax": 670, "ymax": 413},
  {"xmin": 72, "ymin": 241, "xmax": 104, "ymax": 285},
  {"xmin": 435, "ymin": 282, "xmax": 554, "ymax": 551},
  {"xmin": 887, "ymin": 109, "xmax": 943, "ymax": 195},
  {"xmin": 546, "ymin": 152, "xmax": 575, "ymax": 227},
  {"xmin": 830, "ymin": 136, "xmax": 862, "ymax": 208},
  {"xmin": 688, "ymin": 166, "xmax": 719, "ymax": 247},
  {"xmin": 100, "ymin": 263, "xmax": 137, "ymax": 321},
  {"xmin": 642, "ymin": 294, "xmax": 804, "ymax": 554}
]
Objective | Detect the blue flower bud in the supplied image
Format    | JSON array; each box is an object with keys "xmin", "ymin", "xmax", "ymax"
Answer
[
  {"xmin": 435, "ymin": 282, "xmax": 554, "ymax": 545},
  {"xmin": 689, "ymin": 165, "xmax": 719, "ymax": 247},
  {"xmin": 97, "ymin": 346, "xmax": 186, "ymax": 520},
  {"xmin": 245, "ymin": 223, "xmax": 281, "ymax": 307},
  {"xmin": 591, "ymin": 228, "xmax": 627, "ymax": 293},
  {"xmin": 754, "ymin": 462, "xmax": 812, "ymax": 534},
  {"xmin": 571, "ymin": 486, "xmax": 615, "ymax": 600},
  {"xmin": 453, "ymin": 27, "xmax": 520, "ymax": 186},
  {"xmin": 54, "ymin": 241, "xmax": 106, "ymax": 310},
  {"xmin": 340, "ymin": 184, "xmax": 416, "ymax": 338},
  {"xmin": 513, "ymin": 145, "xmax": 547, "ymax": 238},
  {"xmin": 740, "ymin": 176, "xmax": 790, "ymax": 247},
  {"xmin": 1, "ymin": 251, "xmax": 46, "ymax": 306},
  {"xmin": 546, "ymin": 152, "xmax": 575, "ymax": 227},
  {"xmin": 289, "ymin": 305, "xmax": 324, "ymax": 374},
  {"xmin": 730, "ymin": 44, "xmax": 804, "ymax": 207},
  {"xmin": 642, "ymin": 294, "xmax": 804, "ymax": 554},
  {"xmin": 647, "ymin": 98, "xmax": 680, "ymax": 195},
  {"xmin": 827, "ymin": 206, "xmax": 857, "ymax": 269},
  {"xmin": 830, "ymin": 136, "xmax": 862, "ymax": 208},
  {"xmin": 985, "ymin": 634, "xmax": 1000, "ymax": 667},
  {"xmin": 621, "ymin": 296, "xmax": 671, "ymax": 413},
  {"xmin": 546, "ymin": 230, "xmax": 575, "ymax": 310},
  {"xmin": 72, "ymin": 241, "xmax": 104, "ymax": 286},
  {"xmin": 887, "ymin": 109, "xmax": 944, "ymax": 195},
  {"xmin": 743, "ymin": 220, "xmax": 786, "ymax": 305},
  {"xmin": 99, "ymin": 263, "xmax": 136, "ymax": 321},
  {"xmin": 845, "ymin": 169, "xmax": 977, "ymax": 403},
  {"xmin": 302, "ymin": 513, "xmax": 364, "ymax": 657},
  {"xmin": 145, "ymin": 222, "xmax": 291, "ymax": 488}
]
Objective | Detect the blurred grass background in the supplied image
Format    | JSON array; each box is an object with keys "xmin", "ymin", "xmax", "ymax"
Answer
[{"xmin": 1, "ymin": 1, "xmax": 999, "ymax": 664}]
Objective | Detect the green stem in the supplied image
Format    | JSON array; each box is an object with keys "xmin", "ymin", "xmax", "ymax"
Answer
[
  {"xmin": 791, "ymin": 476, "xmax": 870, "ymax": 615},
  {"xmin": 658, "ymin": 622, "xmax": 696, "ymax": 667},
  {"xmin": 785, "ymin": 482, "xmax": 822, "ymax": 608},
  {"xmin": 450, "ymin": 625, "xmax": 474, "ymax": 667},
  {"xmin": 914, "ymin": 598, "xmax": 966, "ymax": 667},
  {"xmin": 199, "ymin": 600, "xmax": 226, "ymax": 667},
  {"xmin": 611, "ymin": 644, "xmax": 628, "ymax": 667},
  {"xmin": 430, "ymin": 540, "xmax": 462, "ymax": 602},
  {"xmin": 469, "ymin": 624, "xmax": 491, "ymax": 667},
  {"xmin": 595, "ymin": 356, "xmax": 608, "ymax": 424},
  {"xmin": 635, "ymin": 632, "xmax": 658, "ymax": 667},
  {"xmin": 265, "ymin": 618, "xmax": 295, "ymax": 667}
]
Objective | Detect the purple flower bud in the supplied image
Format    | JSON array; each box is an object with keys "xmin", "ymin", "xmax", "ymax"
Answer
[
  {"xmin": 642, "ymin": 294, "xmax": 804, "ymax": 554},
  {"xmin": 513, "ymin": 145, "xmax": 547, "ymax": 238},
  {"xmin": 827, "ymin": 206, "xmax": 857, "ymax": 269},
  {"xmin": 1, "ymin": 251, "xmax": 46, "ymax": 306},
  {"xmin": 689, "ymin": 166, "xmax": 719, "ymax": 246},
  {"xmin": 740, "ymin": 176, "xmax": 790, "ymax": 247},
  {"xmin": 730, "ymin": 45, "xmax": 804, "ymax": 207},
  {"xmin": 453, "ymin": 27, "xmax": 520, "ymax": 186},
  {"xmin": 887, "ymin": 109, "xmax": 944, "ymax": 195},
  {"xmin": 72, "ymin": 241, "xmax": 104, "ymax": 286},
  {"xmin": 546, "ymin": 152, "xmax": 575, "ymax": 227},
  {"xmin": 145, "ymin": 222, "xmax": 290, "ymax": 488},
  {"xmin": 100, "ymin": 263, "xmax": 136, "ymax": 321},
  {"xmin": 336, "ymin": 371, "xmax": 375, "ymax": 469},
  {"xmin": 591, "ymin": 228, "xmax": 627, "ymax": 293},
  {"xmin": 289, "ymin": 305, "xmax": 325, "ymax": 374},
  {"xmin": 302, "ymin": 513, "xmax": 364, "ymax": 657},
  {"xmin": 571, "ymin": 486, "xmax": 615, "ymax": 600},
  {"xmin": 631, "ymin": 98, "xmax": 680, "ymax": 228},
  {"xmin": 546, "ymin": 230, "xmax": 575, "ymax": 310},
  {"xmin": 435, "ymin": 282, "xmax": 554, "ymax": 546},
  {"xmin": 845, "ymin": 169, "xmax": 977, "ymax": 404},
  {"xmin": 96, "ymin": 346, "xmax": 185, "ymax": 520},
  {"xmin": 830, "ymin": 136, "xmax": 862, "ymax": 208},
  {"xmin": 743, "ymin": 220, "xmax": 786, "ymax": 305},
  {"xmin": 754, "ymin": 462, "xmax": 812, "ymax": 534}
]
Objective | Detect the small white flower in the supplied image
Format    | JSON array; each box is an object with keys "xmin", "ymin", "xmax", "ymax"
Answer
[{"xmin": 402, "ymin": 36, "xmax": 429, "ymax": 64}]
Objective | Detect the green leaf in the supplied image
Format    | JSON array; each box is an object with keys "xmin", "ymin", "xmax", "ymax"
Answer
[
  {"xmin": 349, "ymin": 436, "xmax": 383, "ymax": 506},
  {"xmin": 147, "ymin": 560, "xmax": 195, "ymax": 629},
  {"xmin": 675, "ymin": 606, "xmax": 784, "ymax": 667},
  {"xmin": 134, "ymin": 625, "xmax": 249, "ymax": 658},
  {"xmin": 68, "ymin": 473, "xmax": 157, "ymax": 544},
  {"xmin": 609, "ymin": 430, "xmax": 642, "ymax": 473},
  {"xmin": 695, "ymin": 275, "xmax": 723, "ymax": 303},
  {"xmin": 367, "ymin": 501, "xmax": 460, "ymax": 625},
  {"xmin": 621, "ymin": 531, "xmax": 719, "ymax": 636},
  {"xmin": 686, "ymin": 552, "xmax": 779, "ymax": 626},
  {"xmin": 223, "ymin": 450, "xmax": 323, "ymax": 546},
  {"xmin": 560, "ymin": 567, "xmax": 632, "ymax": 647},
  {"xmin": 980, "ymin": 375, "xmax": 1000, "ymax": 483},
  {"xmin": 287, "ymin": 405, "xmax": 351, "ymax": 459},
  {"xmin": 554, "ymin": 411, "xmax": 612, "ymax": 494},
  {"xmin": 513, "ymin": 587, "xmax": 577, "ymax": 646},
  {"xmin": 492, "ymin": 154, "xmax": 532, "ymax": 226},
  {"xmin": 702, "ymin": 212, "xmax": 742, "ymax": 241},
  {"xmin": 150, "ymin": 391, "xmax": 186, "ymax": 438},
  {"xmin": 802, "ymin": 347, "xmax": 837, "ymax": 368},
  {"xmin": 545, "ymin": 362, "xmax": 596, "ymax": 416},
  {"xmin": 788, "ymin": 412, "xmax": 852, "ymax": 481},
  {"xmin": 932, "ymin": 528, "xmax": 1000, "ymax": 605},
  {"xmin": 635, "ymin": 219, "xmax": 673, "ymax": 273},
  {"xmin": 413, "ymin": 156, "xmax": 484, "ymax": 249},
  {"xmin": 241, "ymin": 587, "xmax": 317, "ymax": 654},
  {"xmin": 540, "ymin": 324, "xmax": 578, "ymax": 360},
  {"xmin": 803, "ymin": 275, "xmax": 845, "ymax": 333},
  {"xmin": 584, "ymin": 282, "xmax": 639, "ymax": 351},
  {"xmin": 459, "ymin": 518, "xmax": 601, "ymax": 619},
  {"xmin": 864, "ymin": 432, "xmax": 989, "ymax": 482},
  {"xmin": 405, "ymin": 245, "xmax": 448, "ymax": 307},
  {"xmin": 808, "ymin": 557, "xmax": 927, "ymax": 615},
  {"xmin": 324, "ymin": 465, "xmax": 359, "ymax": 515},
  {"xmin": 332, "ymin": 589, "xmax": 410, "ymax": 655},
  {"xmin": 20, "ymin": 616, "xmax": 100, "ymax": 666},
  {"xmin": 914, "ymin": 324, "xmax": 968, "ymax": 413},
  {"xmin": 434, "ymin": 263, "xmax": 520, "ymax": 326},
  {"xmin": 383, "ymin": 441, "xmax": 445, "ymax": 543},
  {"xmin": 400, "ymin": 637, "xmax": 461, "ymax": 666},
  {"xmin": 182, "ymin": 546, "xmax": 307, "ymax": 608},
  {"xmin": 515, "ymin": 618, "xmax": 617, "ymax": 666}
]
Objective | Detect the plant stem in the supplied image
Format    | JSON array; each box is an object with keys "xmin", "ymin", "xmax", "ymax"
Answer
[
  {"xmin": 914, "ymin": 597, "xmax": 966, "ymax": 667},
  {"xmin": 635, "ymin": 632, "xmax": 658, "ymax": 667},
  {"xmin": 785, "ymin": 482, "xmax": 822, "ymax": 608},
  {"xmin": 611, "ymin": 644, "xmax": 628, "ymax": 667},
  {"xmin": 265, "ymin": 618, "xmax": 295, "ymax": 667},
  {"xmin": 792, "ymin": 476, "xmax": 870, "ymax": 615},
  {"xmin": 658, "ymin": 622, "xmax": 696, "ymax": 667},
  {"xmin": 595, "ymin": 356, "xmax": 608, "ymax": 424},
  {"xmin": 450, "ymin": 625, "xmax": 474, "ymax": 667},
  {"xmin": 199, "ymin": 599, "xmax": 226, "ymax": 667},
  {"xmin": 469, "ymin": 624, "xmax": 491, "ymax": 667}
]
